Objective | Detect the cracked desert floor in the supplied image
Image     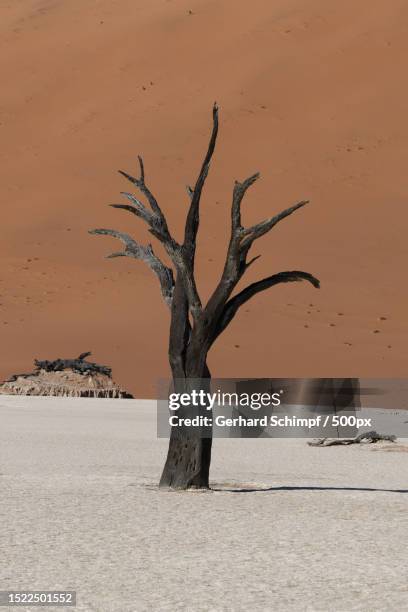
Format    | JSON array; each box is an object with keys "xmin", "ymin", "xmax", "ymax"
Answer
[{"xmin": 1, "ymin": 396, "xmax": 407, "ymax": 611}]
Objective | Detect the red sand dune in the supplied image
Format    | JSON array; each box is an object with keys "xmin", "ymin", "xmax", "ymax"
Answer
[{"xmin": 1, "ymin": 0, "xmax": 407, "ymax": 397}]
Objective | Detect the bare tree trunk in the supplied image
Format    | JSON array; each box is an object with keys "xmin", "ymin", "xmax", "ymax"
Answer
[{"xmin": 159, "ymin": 359, "xmax": 212, "ymax": 490}]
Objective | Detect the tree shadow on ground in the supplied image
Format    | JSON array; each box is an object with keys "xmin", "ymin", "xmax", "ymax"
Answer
[{"xmin": 211, "ymin": 485, "xmax": 408, "ymax": 494}]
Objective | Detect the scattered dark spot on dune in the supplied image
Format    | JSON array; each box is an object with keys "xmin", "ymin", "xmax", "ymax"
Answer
[
  {"xmin": 234, "ymin": 344, "xmax": 240, "ymax": 348},
  {"xmin": 344, "ymin": 342, "xmax": 352, "ymax": 346},
  {"xmin": 378, "ymin": 316, "xmax": 387, "ymax": 321},
  {"xmin": 329, "ymin": 323, "xmax": 335, "ymax": 327},
  {"xmin": 373, "ymin": 329, "xmax": 380, "ymax": 334},
  {"xmin": 337, "ymin": 312, "xmax": 344, "ymax": 316}
]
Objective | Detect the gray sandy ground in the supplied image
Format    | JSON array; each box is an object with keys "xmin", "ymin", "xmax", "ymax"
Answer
[{"xmin": 0, "ymin": 397, "xmax": 407, "ymax": 612}]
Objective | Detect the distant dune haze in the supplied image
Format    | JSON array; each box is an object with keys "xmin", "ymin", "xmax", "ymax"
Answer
[{"xmin": 1, "ymin": 0, "xmax": 407, "ymax": 396}]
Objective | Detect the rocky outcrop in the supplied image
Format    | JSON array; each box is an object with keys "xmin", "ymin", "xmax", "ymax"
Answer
[{"xmin": 0, "ymin": 353, "xmax": 133, "ymax": 398}]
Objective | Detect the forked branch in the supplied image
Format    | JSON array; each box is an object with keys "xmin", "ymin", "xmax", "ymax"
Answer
[
  {"xmin": 213, "ymin": 271, "xmax": 320, "ymax": 341},
  {"xmin": 119, "ymin": 156, "xmax": 165, "ymax": 220},
  {"xmin": 117, "ymin": 157, "xmax": 179, "ymax": 254},
  {"xmin": 94, "ymin": 154, "xmax": 205, "ymax": 319},
  {"xmin": 206, "ymin": 173, "xmax": 312, "ymax": 322},
  {"xmin": 240, "ymin": 200, "xmax": 309, "ymax": 249},
  {"xmin": 89, "ymin": 229, "xmax": 174, "ymax": 306},
  {"xmin": 231, "ymin": 173, "xmax": 260, "ymax": 231}
]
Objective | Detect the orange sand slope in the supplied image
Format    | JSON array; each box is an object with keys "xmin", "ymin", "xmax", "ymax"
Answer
[{"xmin": 1, "ymin": 0, "xmax": 407, "ymax": 396}]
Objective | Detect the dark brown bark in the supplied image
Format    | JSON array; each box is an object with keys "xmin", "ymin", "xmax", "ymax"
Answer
[
  {"xmin": 159, "ymin": 360, "xmax": 212, "ymax": 490},
  {"xmin": 159, "ymin": 426, "xmax": 212, "ymax": 489},
  {"xmin": 90, "ymin": 104, "xmax": 319, "ymax": 490}
]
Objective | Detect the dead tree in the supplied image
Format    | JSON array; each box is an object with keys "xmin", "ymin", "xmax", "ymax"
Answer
[
  {"xmin": 34, "ymin": 352, "xmax": 112, "ymax": 377},
  {"xmin": 308, "ymin": 432, "xmax": 397, "ymax": 446},
  {"xmin": 90, "ymin": 104, "xmax": 319, "ymax": 490}
]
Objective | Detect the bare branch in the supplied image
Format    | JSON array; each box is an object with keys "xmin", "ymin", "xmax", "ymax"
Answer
[
  {"xmin": 212, "ymin": 271, "xmax": 320, "ymax": 341},
  {"xmin": 205, "ymin": 185, "xmax": 309, "ymax": 324},
  {"xmin": 232, "ymin": 173, "xmax": 260, "ymax": 231},
  {"xmin": 105, "ymin": 251, "xmax": 126, "ymax": 258},
  {"xmin": 89, "ymin": 229, "xmax": 174, "ymax": 306},
  {"xmin": 246, "ymin": 254, "xmax": 261, "ymax": 268},
  {"xmin": 184, "ymin": 103, "xmax": 219, "ymax": 261},
  {"xmin": 110, "ymin": 194, "xmax": 155, "ymax": 226},
  {"xmin": 138, "ymin": 155, "xmax": 145, "ymax": 182},
  {"xmin": 114, "ymin": 163, "xmax": 205, "ymax": 316},
  {"xmin": 118, "ymin": 156, "xmax": 162, "ymax": 218},
  {"xmin": 113, "ymin": 182, "xmax": 174, "ymax": 247},
  {"xmin": 90, "ymin": 219, "xmax": 201, "ymax": 322},
  {"xmin": 241, "ymin": 200, "xmax": 308, "ymax": 249},
  {"xmin": 204, "ymin": 171, "xmax": 261, "ymax": 319},
  {"xmin": 117, "ymin": 158, "xmax": 183, "ymax": 258}
]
